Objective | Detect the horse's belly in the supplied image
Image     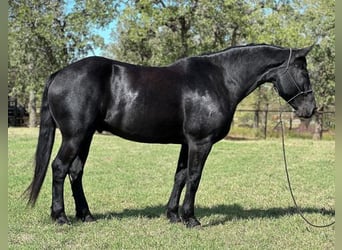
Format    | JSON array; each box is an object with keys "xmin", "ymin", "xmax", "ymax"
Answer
[{"xmin": 101, "ymin": 109, "xmax": 184, "ymax": 143}]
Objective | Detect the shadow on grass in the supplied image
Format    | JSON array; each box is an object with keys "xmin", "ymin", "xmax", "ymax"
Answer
[{"xmin": 92, "ymin": 204, "xmax": 335, "ymax": 226}]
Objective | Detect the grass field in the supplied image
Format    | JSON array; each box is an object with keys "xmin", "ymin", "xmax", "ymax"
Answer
[{"xmin": 8, "ymin": 128, "xmax": 335, "ymax": 249}]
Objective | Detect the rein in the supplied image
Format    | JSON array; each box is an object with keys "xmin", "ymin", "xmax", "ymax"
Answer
[{"xmin": 277, "ymin": 98, "xmax": 335, "ymax": 228}]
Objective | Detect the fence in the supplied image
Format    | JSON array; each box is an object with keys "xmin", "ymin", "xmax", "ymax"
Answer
[
  {"xmin": 229, "ymin": 107, "xmax": 335, "ymax": 140},
  {"xmin": 8, "ymin": 98, "xmax": 29, "ymax": 127}
]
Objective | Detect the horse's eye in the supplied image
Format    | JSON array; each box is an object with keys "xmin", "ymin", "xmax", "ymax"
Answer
[{"xmin": 294, "ymin": 63, "xmax": 303, "ymax": 69}]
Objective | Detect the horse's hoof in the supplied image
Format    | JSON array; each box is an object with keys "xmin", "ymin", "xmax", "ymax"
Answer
[
  {"xmin": 54, "ymin": 215, "xmax": 71, "ymax": 225},
  {"xmin": 82, "ymin": 214, "xmax": 96, "ymax": 222},
  {"xmin": 183, "ymin": 217, "xmax": 201, "ymax": 228},
  {"xmin": 76, "ymin": 212, "xmax": 96, "ymax": 222},
  {"xmin": 167, "ymin": 211, "xmax": 182, "ymax": 223},
  {"xmin": 51, "ymin": 210, "xmax": 70, "ymax": 225}
]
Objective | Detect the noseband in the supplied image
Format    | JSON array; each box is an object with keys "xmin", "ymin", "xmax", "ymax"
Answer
[{"xmin": 276, "ymin": 48, "xmax": 313, "ymax": 103}]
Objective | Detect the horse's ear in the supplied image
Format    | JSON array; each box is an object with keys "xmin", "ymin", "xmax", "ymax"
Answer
[{"xmin": 295, "ymin": 44, "xmax": 315, "ymax": 58}]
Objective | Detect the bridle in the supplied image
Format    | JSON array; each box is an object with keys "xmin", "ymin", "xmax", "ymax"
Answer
[{"xmin": 275, "ymin": 48, "xmax": 313, "ymax": 103}]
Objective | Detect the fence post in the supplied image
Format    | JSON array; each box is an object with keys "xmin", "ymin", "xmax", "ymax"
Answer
[
  {"xmin": 313, "ymin": 109, "xmax": 323, "ymax": 140},
  {"xmin": 264, "ymin": 103, "xmax": 268, "ymax": 139}
]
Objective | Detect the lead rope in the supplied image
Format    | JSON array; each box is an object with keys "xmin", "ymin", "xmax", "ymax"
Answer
[{"xmin": 277, "ymin": 98, "xmax": 335, "ymax": 228}]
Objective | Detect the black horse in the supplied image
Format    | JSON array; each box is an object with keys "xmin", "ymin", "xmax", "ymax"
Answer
[{"xmin": 25, "ymin": 44, "xmax": 316, "ymax": 227}]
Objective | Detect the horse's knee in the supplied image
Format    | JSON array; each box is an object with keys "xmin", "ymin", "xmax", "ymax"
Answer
[
  {"xmin": 52, "ymin": 158, "xmax": 69, "ymax": 181},
  {"xmin": 52, "ymin": 140, "xmax": 80, "ymax": 180},
  {"xmin": 69, "ymin": 157, "xmax": 83, "ymax": 183}
]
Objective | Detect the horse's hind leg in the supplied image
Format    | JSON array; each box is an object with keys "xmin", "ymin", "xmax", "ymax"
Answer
[
  {"xmin": 166, "ymin": 144, "xmax": 188, "ymax": 223},
  {"xmin": 51, "ymin": 137, "xmax": 82, "ymax": 224},
  {"xmin": 69, "ymin": 133, "xmax": 95, "ymax": 222}
]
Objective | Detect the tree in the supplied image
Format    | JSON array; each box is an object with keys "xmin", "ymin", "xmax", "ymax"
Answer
[
  {"xmin": 300, "ymin": 0, "xmax": 335, "ymax": 108},
  {"xmin": 106, "ymin": 0, "xmax": 254, "ymax": 65},
  {"xmin": 8, "ymin": 0, "xmax": 117, "ymax": 126},
  {"xmin": 298, "ymin": 0, "xmax": 335, "ymax": 139}
]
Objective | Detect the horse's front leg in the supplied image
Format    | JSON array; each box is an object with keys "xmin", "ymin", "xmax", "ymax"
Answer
[{"xmin": 181, "ymin": 141, "xmax": 212, "ymax": 228}]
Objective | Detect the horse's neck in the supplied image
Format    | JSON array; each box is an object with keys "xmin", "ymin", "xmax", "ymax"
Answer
[{"xmin": 212, "ymin": 47, "xmax": 288, "ymax": 104}]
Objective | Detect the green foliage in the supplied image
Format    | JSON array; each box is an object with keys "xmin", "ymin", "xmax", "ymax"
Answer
[
  {"xmin": 8, "ymin": 0, "xmax": 117, "ymax": 104},
  {"xmin": 8, "ymin": 128, "xmax": 335, "ymax": 249},
  {"xmin": 301, "ymin": 0, "xmax": 335, "ymax": 108},
  {"xmin": 108, "ymin": 0, "xmax": 254, "ymax": 65}
]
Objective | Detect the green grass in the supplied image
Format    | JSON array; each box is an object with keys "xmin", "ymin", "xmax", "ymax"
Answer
[{"xmin": 8, "ymin": 128, "xmax": 335, "ymax": 249}]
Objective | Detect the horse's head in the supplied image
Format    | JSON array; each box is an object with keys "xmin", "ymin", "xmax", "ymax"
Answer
[{"xmin": 273, "ymin": 46, "xmax": 316, "ymax": 118}]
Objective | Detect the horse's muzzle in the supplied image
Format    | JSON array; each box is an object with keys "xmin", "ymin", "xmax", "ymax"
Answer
[{"xmin": 295, "ymin": 106, "xmax": 317, "ymax": 118}]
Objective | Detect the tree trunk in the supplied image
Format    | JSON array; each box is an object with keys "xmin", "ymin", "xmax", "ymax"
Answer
[
  {"xmin": 253, "ymin": 88, "xmax": 261, "ymax": 129},
  {"xmin": 179, "ymin": 16, "xmax": 189, "ymax": 58},
  {"xmin": 313, "ymin": 109, "xmax": 323, "ymax": 140},
  {"xmin": 28, "ymin": 90, "xmax": 37, "ymax": 127}
]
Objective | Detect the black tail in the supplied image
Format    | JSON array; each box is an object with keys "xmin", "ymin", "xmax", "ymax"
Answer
[{"xmin": 24, "ymin": 74, "xmax": 57, "ymax": 206}]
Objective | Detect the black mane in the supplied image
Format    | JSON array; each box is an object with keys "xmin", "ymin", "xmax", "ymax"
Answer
[{"xmin": 197, "ymin": 43, "xmax": 285, "ymax": 57}]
